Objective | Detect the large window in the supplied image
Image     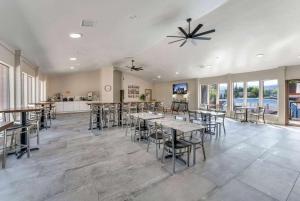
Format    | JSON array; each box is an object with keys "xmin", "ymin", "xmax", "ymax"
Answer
[
  {"xmin": 263, "ymin": 80, "xmax": 278, "ymax": 114},
  {"xmin": 247, "ymin": 81, "xmax": 259, "ymax": 107},
  {"xmin": 27, "ymin": 75, "xmax": 34, "ymax": 104},
  {"xmin": 233, "ymin": 82, "xmax": 244, "ymax": 107},
  {"xmin": 40, "ymin": 80, "xmax": 46, "ymax": 101},
  {"xmin": 0, "ymin": 64, "xmax": 9, "ymax": 110},
  {"xmin": 209, "ymin": 84, "xmax": 217, "ymax": 106},
  {"xmin": 219, "ymin": 83, "xmax": 228, "ymax": 111},
  {"xmin": 201, "ymin": 85, "xmax": 208, "ymax": 105}
]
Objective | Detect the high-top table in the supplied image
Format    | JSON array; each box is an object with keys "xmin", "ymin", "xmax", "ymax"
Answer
[
  {"xmin": 0, "ymin": 107, "xmax": 42, "ymax": 158},
  {"xmin": 0, "ymin": 121, "xmax": 13, "ymax": 131},
  {"xmin": 235, "ymin": 106, "xmax": 256, "ymax": 122},
  {"xmin": 150, "ymin": 117, "xmax": 206, "ymax": 174},
  {"xmin": 0, "ymin": 121, "xmax": 14, "ymax": 168},
  {"xmin": 30, "ymin": 102, "xmax": 54, "ymax": 128}
]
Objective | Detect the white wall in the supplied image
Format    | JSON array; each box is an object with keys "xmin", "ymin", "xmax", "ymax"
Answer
[
  {"xmin": 0, "ymin": 42, "xmax": 14, "ymax": 67},
  {"xmin": 47, "ymin": 69, "xmax": 101, "ymax": 98},
  {"xmin": 122, "ymin": 73, "xmax": 153, "ymax": 102}
]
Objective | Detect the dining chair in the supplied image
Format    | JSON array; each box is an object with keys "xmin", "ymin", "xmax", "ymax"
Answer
[
  {"xmin": 160, "ymin": 123, "xmax": 191, "ymax": 168},
  {"xmin": 215, "ymin": 113, "xmax": 226, "ymax": 136},
  {"xmin": 181, "ymin": 128, "xmax": 206, "ymax": 165},
  {"xmin": 249, "ymin": 106, "xmax": 265, "ymax": 124},
  {"xmin": 233, "ymin": 106, "xmax": 246, "ymax": 121},
  {"xmin": 146, "ymin": 122, "xmax": 165, "ymax": 159}
]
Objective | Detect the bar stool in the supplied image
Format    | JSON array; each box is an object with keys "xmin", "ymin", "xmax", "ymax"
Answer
[{"xmin": 90, "ymin": 105, "xmax": 103, "ymax": 131}]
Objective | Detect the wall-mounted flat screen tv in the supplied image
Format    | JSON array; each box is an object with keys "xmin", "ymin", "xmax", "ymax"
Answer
[{"xmin": 173, "ymin": 83, "xmax": 188, "ymax": 94}]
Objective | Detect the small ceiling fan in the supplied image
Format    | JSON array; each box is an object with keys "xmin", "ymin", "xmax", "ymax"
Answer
[
  {"xmin": 125, "ymin": 60, "xmax": 143, "ymax": 71},
  {"xmin": 167, "ymin": 18, "xmax": 215, "ymax": 47}
]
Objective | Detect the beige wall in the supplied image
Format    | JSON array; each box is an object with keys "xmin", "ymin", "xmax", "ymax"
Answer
[
  {"xmin": 122, "ymin": 73, "xmax": 153, "ymax": 102},
  {"xmin": 153, "ymin": 79, "xmax": 198, "ymax": 110},
  {"xmin": 47, "ymin": 69, "xmax": 101, "ymax": 98},
  {"xmin": 113, "ymin": 70, "xmax": 122, "ymax": 102},
  {"xmin": 100, "ymin": 67, "xmax": 114, "ymax": 102}
]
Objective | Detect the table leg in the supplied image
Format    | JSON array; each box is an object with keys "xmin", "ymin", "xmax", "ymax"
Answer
[
  {"xmin": 17, "ymin": 111, "xmax": 39, "ymax": 159},
  {"xmin": 172, "ymin": 129, "xmax": 176, "ymax": 174}
]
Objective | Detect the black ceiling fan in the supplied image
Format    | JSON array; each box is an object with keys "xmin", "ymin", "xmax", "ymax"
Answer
[
  {"xmin": 126, "ymin": 60, "xmax": 144, "ymax": 71},
  {"xmin": 167, "ymin": 18, "xmax": 215, "ymax": 47}
]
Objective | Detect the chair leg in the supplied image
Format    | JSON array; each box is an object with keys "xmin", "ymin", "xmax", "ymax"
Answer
[
  {"xmin": 37, "ymin": 123, "xmax": 40, "ymax": 145},
  {"xmin": 2, "ymin": 130, "xmax": 7, "ymax": 169},
  {"xmin": 187, "ymin": 148, "xmax": 190, "ymax": 167},
  {"xmin": 26, "ymin": 128, "xmax": 30, "ymax": 158},
  {"xmin": 147, "ymin": 138, "xmax": 151, "ymax": 152},
  {"xmin": 161, "ymin": 146, "xmax": 165, "ymax": 162},
  {"xmin": 193, "ymin": 145, "xmax": 196, "ymax": 165},
  {"xmin": 155, "ymin": 142, "xmax": 158, "ymax": 159}
]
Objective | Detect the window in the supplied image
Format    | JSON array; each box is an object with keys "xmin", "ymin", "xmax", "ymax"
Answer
[
  {"xmin": 233, "ymin": 82, "xmax": 244, "ymax": 107},
  {"xmin": 209, "ymin": 84, "xmax": 217, "ymax": 106},
  {"xmin": 201, "ymin": 85, "xmax": 208, "ymax": 105},
  {"xmin": 40, "ymin": 80, "xmax": 46, "ymax": 101},
  {"xmin": 247, "ymin": 81, "xmax": 259, "ymax": 107},
  {"xmin": 263, "ymin": 80, "xmax": 278, "ymax": 115},
  {"xmin": 0, "ymin": 64, "xmax": 9, "ymax": 110},
  {"xmin": 219, "ymin": 83, "xmax": 228, "ymax": 111},
  {"xmin": 21, "ymin": 72, "xmax": 28, "ymax": 106},
  {"xmin": 27, "ymin": 75, "xmax": 34, "ymax": 104}
]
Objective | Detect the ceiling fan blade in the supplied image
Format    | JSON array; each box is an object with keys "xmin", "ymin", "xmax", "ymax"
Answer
[
  {"xmin": 194, "ymin": 29, "xmax": 215, "ymax": 37},
  {"xmin": 166, "ymin": 36, "xmax": 185, "ymax": 38},
  {"xmin": 180, "ymin": 39, "xmax": 187, "ymax": 47},
  {"xmin": 193, "ymin": 37, "xmax": 211, "ymax": 40},
  {"xmin": 190, "ymin": 24, "xmax": 203, "ymax": 36},
  {"xmin": 168, "ymin": 38, "xmax": 185, "ymax": 44},
  {"xmin": 178, "ymin": 27, "xmax": 188, "ymax": 38}
]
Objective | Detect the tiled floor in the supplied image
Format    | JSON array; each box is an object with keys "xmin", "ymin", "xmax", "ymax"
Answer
[{"xmin": 1, "ymin": 113, "xmax": 300, "ymax": 201}]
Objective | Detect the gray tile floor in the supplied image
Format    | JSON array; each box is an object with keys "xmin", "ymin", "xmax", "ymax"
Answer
[{"xmin": 1, "ymin": 113, "xmax": 300, "ymax": 201}]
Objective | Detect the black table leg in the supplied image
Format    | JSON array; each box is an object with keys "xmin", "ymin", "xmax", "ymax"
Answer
[{"xmin": 17, "ymin": 111, "xmax": 39, "ymax": 159}]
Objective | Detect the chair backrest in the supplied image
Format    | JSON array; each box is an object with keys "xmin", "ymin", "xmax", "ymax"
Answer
[
  {"xmin": 188, "ymin": 111, "xmax": 197, "ymax": 122},
  {"xmin": 258, "ymin": 107, "xmax": 265, "ymax": 115},
  {"xmin": 174, "ymin": 115, "xmax": 186, "ymax": 121}
]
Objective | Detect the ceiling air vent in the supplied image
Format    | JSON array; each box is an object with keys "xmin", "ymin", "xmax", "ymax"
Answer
[{"xmin": 81, "ymin": 19, "xmax": 95, "ymax": 27}]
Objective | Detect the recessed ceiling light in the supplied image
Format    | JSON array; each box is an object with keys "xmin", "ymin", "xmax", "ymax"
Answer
[
  {"xmin": 69, "ymin": 33, "xmax": 82, "ymax": 39},
  {"xmin": 256, "ymin": 54, "xmax": 264, "ymax": 58},
  {"xmin": 70, "ymin": 66, "xmax": 75, "ymax": 70},
  {"xmin": 175, "ymin": 72, "xmax": 179, "ymax": 75},
  {"xmin": 157, "ymin": 75, "xmax": 161, "ymax": 79},
  {"xmin": 69, "ymin": 57, "xmax": 77, "ymax": 61},
  {"xmin": 206, "ymin": 65, "xmax": 212, "ymax": 68}
]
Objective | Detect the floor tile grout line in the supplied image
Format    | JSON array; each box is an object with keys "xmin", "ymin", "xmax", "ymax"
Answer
[{"xmin": 285, "ymin": 172, "xmax": 300, "ymax": 201}]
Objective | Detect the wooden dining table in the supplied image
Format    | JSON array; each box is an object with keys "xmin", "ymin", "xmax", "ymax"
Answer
[{"xmin": 0, "ymin": 107, "xmax": 42, "ymax": 158}]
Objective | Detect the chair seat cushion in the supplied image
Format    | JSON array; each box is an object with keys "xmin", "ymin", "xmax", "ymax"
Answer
[
  {"xmin": 165, "ymin": 140, "xmax": 190, "ymax": 149},
  {"xmin": 149, "ymin": 132, "xmax": 164, "ymax": 140}
]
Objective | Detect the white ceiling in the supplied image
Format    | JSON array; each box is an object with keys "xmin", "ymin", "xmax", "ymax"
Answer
[{"xmin": 1, "ymin": 0, "xmax": 300, "ymax": 81}]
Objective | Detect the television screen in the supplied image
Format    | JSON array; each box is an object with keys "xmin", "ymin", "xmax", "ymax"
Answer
[{"xmin": 173, "ymin": 83, "xmax": 188, "ymax": 94}]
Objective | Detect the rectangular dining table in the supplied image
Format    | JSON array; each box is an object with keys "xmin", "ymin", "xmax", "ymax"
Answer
[
  {"xmin": 150, "ymin": 118, "xmax": 206, "ymax": 174},
  {"xmin": 0, "ymin": 107, "xmax": 42, "ymax": 158}
]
